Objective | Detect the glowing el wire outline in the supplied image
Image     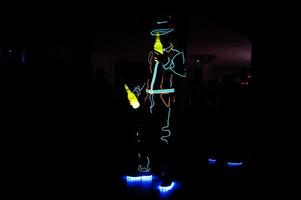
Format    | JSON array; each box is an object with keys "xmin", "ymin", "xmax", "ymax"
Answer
[
  {"xmin": 170, "ymin": 74, "xmax": 173, "ymax": 87},
  {"xmin": 143, "ymin": 45, "xmax": 186, "ymax": 109},
  {"xmin": 146, "ymin": 88, "xmax": 175, "ymax": 94},
  {"xmin": 160, "ymin": 95, "xmax": 171, "ymax": 108},
  {"xmin": 161, "ymin": 107, "xmax": 171, "ymax": 144},
  {"xmin": 162, "ymin": 57, "xmax": 171, "ymax": 70},
  {"xmin": 146, "ymin": 44, "xmax": 186, "ymax": 143},
  {"xmin": 133, "ymin": 83, "xmax": 146, "ymax": 97},
  {"xmin": 138, "ymin": 156, "xmax": 151, "ymax": 172},
  {"xmin": 151, "ymin": 28, "xmax": 174, "ymax": 36},
  {"xmin": 148, "ymin": 52, "xmax": 153, "ymax": 64},
  {"xmin": 149, "ymin": 95, "xmax": 155, "ymax": 114},
  {"xmin": 161, "ymin": 48, "xmax": 187, "ymax": 78},
  {"xmin": 157, "ymin": 20, "xmax": 168, "ymax": 24},
  {"xmin": 131, "ymin": 38, "xmax": 186, "ymax": 166},
  {"xmin": 150, "ymin": 60, "xmax": 159, "ymax": 90}
]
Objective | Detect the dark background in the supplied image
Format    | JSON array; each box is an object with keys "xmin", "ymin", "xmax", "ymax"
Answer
[{"xmin": 0, "ymin": 10, "xmax": 277, "ymax": 198}]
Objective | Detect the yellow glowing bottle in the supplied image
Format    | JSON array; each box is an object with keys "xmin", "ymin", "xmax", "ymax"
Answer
[
  {"xmin": 124, "ymin": 84, "xmax": 140, "ymax": 109},
  {"xmin": 153, "ymin": 32, "xmax": 163, "ymax": 54}
]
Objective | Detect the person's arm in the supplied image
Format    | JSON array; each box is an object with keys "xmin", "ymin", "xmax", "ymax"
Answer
[
  {"xmin": 162, "ymin": 49, "xmax": 187, "ymax": 78},
  {"xmin": 131, "ymin": 51, "xmax": 153, "ymax": 97},
  {"xmin": 132, "ymin": 83, "xmax": 146, "ymax": 97},
  {"xmin": 171, "ymin": 50, "xmax": 187, "ymax": 77}
]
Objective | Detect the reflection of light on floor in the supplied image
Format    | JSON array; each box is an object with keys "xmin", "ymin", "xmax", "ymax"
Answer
[
  {"xmin": 227, "ymin": 161, "xmax": 243, "ymax": 167},
  {"xmin": 208, "ymin": 158, "xmax": 217, "ymax": 165}
]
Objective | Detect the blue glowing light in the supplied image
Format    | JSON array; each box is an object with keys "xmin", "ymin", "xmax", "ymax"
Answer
[
  {"xmin": 208, "ymin": 158, "xmax": 217, "ymax": 164},
  {"xmin": 125, "ymin": 175, "xmax": 153, "ymax": 183},
  {"xmin": 151, "ymin": 28, "xmax": 174, "ymax": 36},
  {"xmin": 159, "ymin": 182, "xmax": 175, "ymax": 192},
  {"xmin": 141, "ymin": 175, "xmax": 153, "ymax": 181},
  {"xmin": 157, "ymin": 181, "xmax": 180, "ymax": 199},
  {"xmin": 162, "ymin": 57, "xmax": 171, "ymax": 69},
  {"xmin": 158, "ymin": 181, "xmax": 177, "ymax": 193},
  {"xmin": 124, "ymin": 175, "xmax": 155, "ymax": 189},
  {"xmin": 227, "ymin": 161, "xmax": 243, "ymax": 167},
  {"xmin": 161, "ymin": 48, "xmax": 187, "ymax": 77},
  {"xmin": 146, "ymin": 88, "xmax": 175, "ymax": 94},
  {"xmin": 133, "ymin": 83, "xmax": 146, "ymax": 97},
  {"xmin": 157, "ymin": 20, "xmax": 168, "ymax": 24},
  {"xmin": 126, "ymin": 176, "xmax": 142, "ymax": 182},
  {"xmin": 150, "ymin": 60, "xmax": 159, "ymax": 90}
]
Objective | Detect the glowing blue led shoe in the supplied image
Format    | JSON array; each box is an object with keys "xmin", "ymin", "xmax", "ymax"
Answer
[
  {"xmin": 160, "ymin": 173, "xmax": 172, "ymax": 187},
  {"xmin": 158, "ymin": 173, "xmax": 177, "ymax": 195},
  {"xmin": 124, "ymin": 154, "xmax": 153, "ymax": 184},
  {"xmin": 159, "ymin": 168, "xmax": 172, "ymax": 187}
]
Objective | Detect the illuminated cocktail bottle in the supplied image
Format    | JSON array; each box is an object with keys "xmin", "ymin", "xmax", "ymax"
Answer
[{"xmin": 124, "ymin": 84, "xmax": 140, "ymax": 109}]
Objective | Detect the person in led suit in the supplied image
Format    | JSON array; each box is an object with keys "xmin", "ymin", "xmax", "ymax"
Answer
[{"xmin": 127, "ymin": 17, "xmax": 187, "ymax": 186}]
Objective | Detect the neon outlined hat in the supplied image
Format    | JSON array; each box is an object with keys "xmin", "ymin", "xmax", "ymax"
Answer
[{"xmin": 150, "ymin": 16, "xmax": 174, "ymax": 36}]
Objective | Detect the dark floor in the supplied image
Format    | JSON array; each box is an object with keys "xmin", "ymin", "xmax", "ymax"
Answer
[{"xmin": 2, "ymin": 79, "xmax": 259, "ymax": 198}]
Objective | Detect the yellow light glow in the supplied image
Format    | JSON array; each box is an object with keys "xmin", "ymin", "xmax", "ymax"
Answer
[
  {"xmin": 154, "ymin": 32, "xmax": 163, "ymax": 54},
  {"xmin": 124, "ymin": 84, "xmax": 140, "ymax": 109}
]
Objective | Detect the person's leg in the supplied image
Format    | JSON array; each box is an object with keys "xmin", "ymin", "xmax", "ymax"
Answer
[
  {"xmin": 136, "ymin": 125, "xmax": 152, "ymax": 174},
  {"xmin": 135, "ymin": 94, "xmax": 158, "ymax": 175},
  {"xmin": 158, "ymin": 94, "xmax": 174, "ymax": 186}
]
